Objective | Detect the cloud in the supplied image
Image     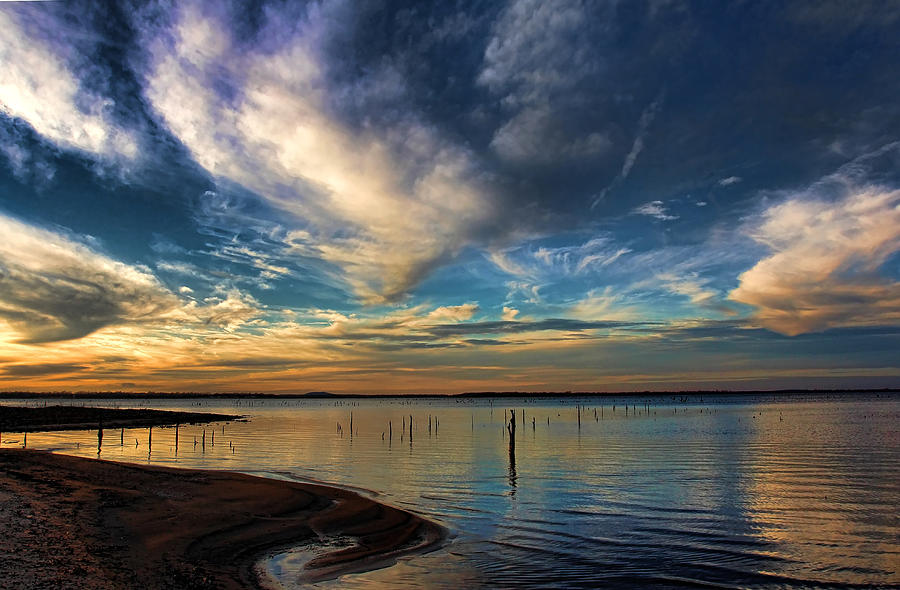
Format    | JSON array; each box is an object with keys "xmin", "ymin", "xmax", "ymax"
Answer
[
  {"xmin": 591, "ymin": 93, "xmax": 664, "ymax": 208},
  {"xmin": 0, "ymin": 10, "xmax": 138, "ymax": 162},
  {"xmin": 479, "ymin": 0, "xmax": 610, "ymax": 163},
  {"xmin": 730, "ymin": 184, "xmax": 900, "ymax": 335},
  {"xmin": 488, "ymin": 249, "xmax": 534, "ymax": 278},
  {"xmin": 505, "ymin": 280, "xmax": 543, "ymax": 305},
  {"xmin": 535, "ymin": 237, "xmax": 628, "ymax": 274},
  {"xmin": 489, "ymin": 107, "xmax": 611, "ymax": 162},
  {"xmin": 0, "ymin": 119, "xmax": 56, "ymax": 185},
  {"xmin": 619, "ymin": 95, "xmax": 663, "ymax": 180},
  {"xmin": 426, "ymin": 303, "xmax": 480, "ymax": 322},
  {"xmin": 1, "ymin": 362, "xmax": 88, "ymax": 377},
  {"xmin": 136, "ymin": 2, "xmax": 497, "ymax": 303},
  {"xmin": 0, "ymin": 214, "xmax": 267, "ymax": 344},
  {"xmin": 425, "ymin": 318, "xmax": 644, "ymax": 338},
  {"xmin": 718, "ymin": 176, "xmax": 742, "ymax": 186},
  {"xmin": 191, "ymin": 289, "xmax": 262, "ymax": 332},
  {"xmin": 491, "ymin": 236, "xmax": 631, "ymax": 278},
  {"xmin": 656, "ymin": 272, "xmax": 717, "ymax": 305},
  {"xmin": 569, "ymin": 287, "xmax": 638, "ymax": 321},
  {"xmin": 502, "ymin": 306, "xmax": 519, "ymax": 320},
  {"xmin": 632, "ymin": 200, "xmax": 678, "ymax": 220},
  {"xmin": 486, "ymin": 236, "xmax": 634, "ymax": 313},
  {"xmin": 0, "ymin": 213, "xmax": 181, "ymax": 343}
]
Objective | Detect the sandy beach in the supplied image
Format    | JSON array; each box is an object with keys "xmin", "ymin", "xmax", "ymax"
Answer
[{"xmin": 0, "ymin": 449, "xmax": 446, "ymax": 589}]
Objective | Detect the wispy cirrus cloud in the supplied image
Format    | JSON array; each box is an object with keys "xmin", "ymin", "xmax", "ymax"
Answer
[
  {"xmin": 592, "ymin": 93, "xmax": 665, "ymax": 208},
  {"xmin": 490, "ymin": 236, "xmax": 631, "ymax": 280},
  {"xmin": 487, "ymin": 235, "xmax": 633, "ymax": 312}
]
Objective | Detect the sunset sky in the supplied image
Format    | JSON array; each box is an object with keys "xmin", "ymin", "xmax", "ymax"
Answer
[{"xmin": 1, "ymin": 1, "xmax": 899, "ymax": 393}]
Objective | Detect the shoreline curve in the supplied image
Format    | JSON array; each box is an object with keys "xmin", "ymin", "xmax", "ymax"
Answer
[{"xmin": 0, "ymin": 449, "xmax": 447, "ymax": 589}]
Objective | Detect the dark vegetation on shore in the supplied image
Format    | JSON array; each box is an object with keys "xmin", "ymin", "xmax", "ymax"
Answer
[
  {"xmin": 0, "ymin": 406, "xmax": 240, "ymax": 433},
  {"xmin": 1, "ymin": 388, "xmax": 897, "ymax": 400}
]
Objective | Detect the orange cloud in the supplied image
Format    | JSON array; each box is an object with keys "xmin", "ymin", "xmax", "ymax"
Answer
[{"xmin": 731, "ymin": 185, "xmax": 900, "ymax": 335}]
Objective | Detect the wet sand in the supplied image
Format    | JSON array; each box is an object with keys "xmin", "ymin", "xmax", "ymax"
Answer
[{"xmin": 0, "ymin": 450, "xmax": 446, "ymax": 589}]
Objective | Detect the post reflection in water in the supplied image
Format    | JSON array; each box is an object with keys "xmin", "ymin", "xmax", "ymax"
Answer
[{"xmin": 5, "ymin": 393, "xmax": 899, "ymax": 589}]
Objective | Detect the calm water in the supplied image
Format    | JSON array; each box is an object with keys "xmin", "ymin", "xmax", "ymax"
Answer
[{"xmin": 2, "ymin": 393, "xmax": 898, "ymax": 588}]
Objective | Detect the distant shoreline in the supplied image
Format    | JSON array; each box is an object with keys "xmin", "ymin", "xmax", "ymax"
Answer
[
  {"xmin": 1, "ymin": 388, "xmax": 898, "ymax": 400},
  {"xmin": 0, "ymin": 405, "xmax": 241, "ymax": 433}
]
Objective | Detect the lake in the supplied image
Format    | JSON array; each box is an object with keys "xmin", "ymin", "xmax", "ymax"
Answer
[{"xmin": 2, "ymin": 393, "xmax": 898, "ymax": 588}]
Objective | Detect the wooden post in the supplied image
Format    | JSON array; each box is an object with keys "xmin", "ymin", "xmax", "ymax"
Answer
[{"xmin": 507, "ymin": 408, "xmax": 516, "ymax": 491}]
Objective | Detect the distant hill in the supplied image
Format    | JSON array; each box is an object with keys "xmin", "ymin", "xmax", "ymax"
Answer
[{"xmin": 301, "ymin": 391, "xmax": 338, "ymax": 398}]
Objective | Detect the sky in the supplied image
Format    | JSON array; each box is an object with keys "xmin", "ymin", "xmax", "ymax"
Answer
[{"xmin": 1, "ymin": 0, "xmax": 899, "ymax": 394}]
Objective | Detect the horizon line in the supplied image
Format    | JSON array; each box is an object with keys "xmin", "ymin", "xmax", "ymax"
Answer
[{"xmin": 1, "ymin": 388, "xmax": 898, "ymax": 400}]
